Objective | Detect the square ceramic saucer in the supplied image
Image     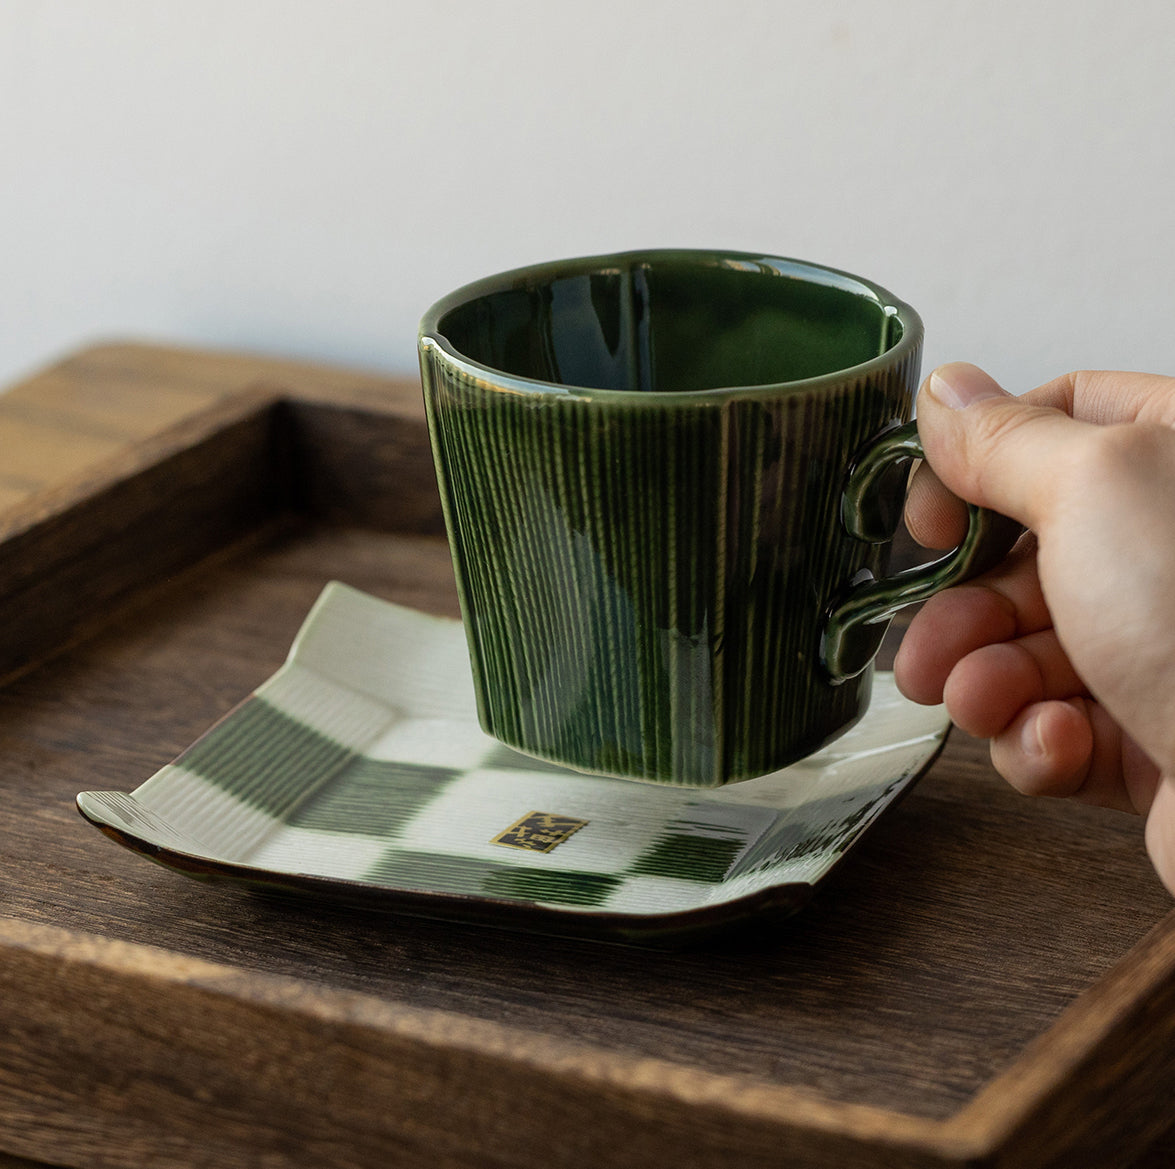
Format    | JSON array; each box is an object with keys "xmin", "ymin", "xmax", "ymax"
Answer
[{"xmin": 77, "ymin": 583, "xmax": 949, "ymax": 945}]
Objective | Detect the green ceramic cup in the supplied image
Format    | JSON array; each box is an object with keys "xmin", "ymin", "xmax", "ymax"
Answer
[{"xmin": 419, "ymin": 250, "xmax": 1012, "ymax": 787}]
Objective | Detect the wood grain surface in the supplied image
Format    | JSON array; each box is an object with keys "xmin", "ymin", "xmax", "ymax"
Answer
[{"xmin": 0, "ymin": 342, "xmax": 1171, "ymax": 1169}]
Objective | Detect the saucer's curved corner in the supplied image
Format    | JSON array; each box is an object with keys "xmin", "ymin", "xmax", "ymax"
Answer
[
  {"xmin": 76, "ymin": 789, "xmax": 220, "ymax": 862},
  {"xmin": 77, "ymin": 789, "xmax": 141, "ymax": 835}
]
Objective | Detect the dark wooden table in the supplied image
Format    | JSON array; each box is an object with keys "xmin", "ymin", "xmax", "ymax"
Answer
[{"xmin": 0, "ymin": 343, "xmax": 1171, "ymax": 1168}]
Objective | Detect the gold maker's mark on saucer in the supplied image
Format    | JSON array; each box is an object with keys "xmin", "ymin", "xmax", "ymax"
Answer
[{"xmin": 491, "ymin": 811, "xmax": 589, "ymax": 853}]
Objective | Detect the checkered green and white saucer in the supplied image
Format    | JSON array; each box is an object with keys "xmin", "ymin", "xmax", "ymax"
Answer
[{"xmin": 77, "ymin": 583, "xmax": 949, "ymax": 944}]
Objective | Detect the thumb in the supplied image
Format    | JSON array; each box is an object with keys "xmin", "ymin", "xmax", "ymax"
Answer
[{"xmin": 916, "ymin": 363, "xmax": 1087, "ymax": 531}]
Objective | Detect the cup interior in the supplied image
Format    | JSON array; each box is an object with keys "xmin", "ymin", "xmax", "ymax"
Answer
[{"xmin": 432, "ymin": 253, "xmax": 907, "ymax": 394}]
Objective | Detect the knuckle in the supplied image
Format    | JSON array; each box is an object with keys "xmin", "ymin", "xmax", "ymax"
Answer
[{"xmin": 1083, "ymin": 421, "xmax": 1170, "ymax": 481}]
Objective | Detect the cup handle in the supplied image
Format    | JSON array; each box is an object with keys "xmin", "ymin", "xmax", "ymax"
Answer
[{"xmin": 821, "ymin": 420, "xmax": 1022, "ymax": 683}]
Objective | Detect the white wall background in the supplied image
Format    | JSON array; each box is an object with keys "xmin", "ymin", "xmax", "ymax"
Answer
[{"xmin": 3, "ymin": 0, "xmax": 1173, "ymax": 392}]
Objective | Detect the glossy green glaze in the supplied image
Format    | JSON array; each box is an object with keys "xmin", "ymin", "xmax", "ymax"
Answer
[
  {"xmin": 825, "ymin": 420, "xmax": 1021, "ymax": 679},
  {"xmin": 419, "ymin": 250, "xmax": 1001, "ymax": 787}
]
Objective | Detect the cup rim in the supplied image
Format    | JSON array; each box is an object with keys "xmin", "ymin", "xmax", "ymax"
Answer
[{"xmin": 418, "ymin": 248, "xmax": 924, "ymax": 401}]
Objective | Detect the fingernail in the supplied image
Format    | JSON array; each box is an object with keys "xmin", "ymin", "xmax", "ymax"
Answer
[
  {"xmin": 1021, "ymin": 712, "xmax": 1045, "ymax": 757},
  {"xmin": 927, "ymin": 363, "xmax": 1008, "ymax": 410}
]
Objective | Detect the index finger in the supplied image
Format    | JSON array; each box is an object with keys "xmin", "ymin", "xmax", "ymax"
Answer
[{"xmin": 1021, "ymin": 369, "xmax": 1175, "ymax": 428}]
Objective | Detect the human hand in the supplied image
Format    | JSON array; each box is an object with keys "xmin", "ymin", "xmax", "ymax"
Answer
[{"xmin": 893, "ymin": 363, "xmax": 1175, "ymax": 895}]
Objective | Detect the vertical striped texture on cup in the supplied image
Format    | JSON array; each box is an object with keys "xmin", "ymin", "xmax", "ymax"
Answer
[
  {"xmin": 420, "ymin": 357, "xmax": 920, "ymax": 786},
  {"xmin": 419, "ymin": 251, "xmax": 922, "ymax": 786}
]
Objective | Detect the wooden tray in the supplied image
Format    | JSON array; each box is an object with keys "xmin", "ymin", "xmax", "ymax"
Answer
[{"xmin": 0, "ymin": 344, "xmax": 1172, "ymax": 1169}]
